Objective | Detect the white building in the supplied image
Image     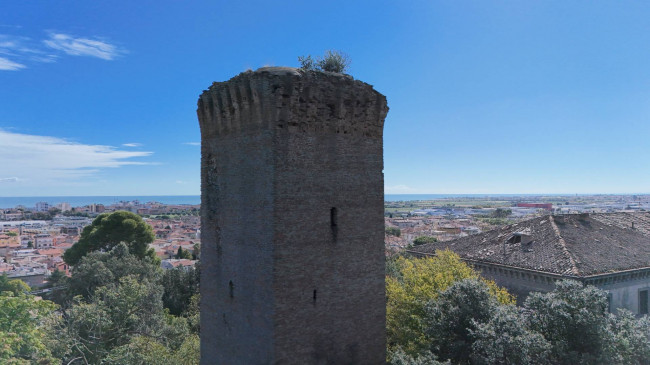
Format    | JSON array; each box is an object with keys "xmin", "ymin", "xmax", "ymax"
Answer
[
  {"xmin": 34, "ymin": 202, "xmax": 50, "ymax": 212},
  {"xmin": 34, "ymin": 234, "xmax": 53, "ymax": 249}
]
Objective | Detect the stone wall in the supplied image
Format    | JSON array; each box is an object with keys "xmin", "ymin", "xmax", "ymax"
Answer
[{"xmin": 198, "ymin": 67, "xmax": 388, "ymax": 364}]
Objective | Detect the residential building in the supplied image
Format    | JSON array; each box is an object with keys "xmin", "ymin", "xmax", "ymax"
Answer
[{"xmin": 409, "ymin": 212, "xmax": 650, "ymax": 315}]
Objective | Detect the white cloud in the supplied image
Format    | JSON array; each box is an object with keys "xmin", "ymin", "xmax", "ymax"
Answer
[
  {"xmin": 183, "ymin": 142, "xmax": 200, "ymax": 146},
  {"xmin": 0, "ymin": 32, "xmax": 125, "ymax": 71},
  {"xmin": 0, "ymin": 177, "xmax": 19, "ymax": 183},
  {"xmin": 44, "ymin": 33, "xmax": 123, "ymax": 60},
  {"xmin": 0, "ymin": 56, "xmax": 25, "ymax": 70},
  {"xmin": 0, "ymin": 129, "xmax": 152, "ymax": 182},
  {"xmin": 122, "ymin": 143, "xmax": 142, "ymax": 147}
]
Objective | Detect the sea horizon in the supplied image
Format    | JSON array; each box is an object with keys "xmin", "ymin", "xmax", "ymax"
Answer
[{"xmin": 0, "ymin": 193, "xmax": 646, "ymax": 209}]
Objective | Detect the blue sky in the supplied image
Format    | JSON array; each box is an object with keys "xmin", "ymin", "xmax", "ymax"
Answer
[{"xmin": 1, "ymin": 1, "xmax": 649, "ymax": 196}]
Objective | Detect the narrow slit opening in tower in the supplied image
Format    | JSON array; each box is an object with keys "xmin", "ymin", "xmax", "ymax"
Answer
[
  {"xmin": 330, "ymin": 207, "xmax": 338, "ymax": 227},
  {"xmin": 229, "ymin": 280, "xmax": 234, "ymax": 299},
  {"xmin": 313, "ymin": 289, "xmax": 317, "ymax": 305}
]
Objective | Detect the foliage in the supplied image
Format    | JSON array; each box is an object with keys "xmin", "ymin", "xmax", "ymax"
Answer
[
  {"xmin": 609, "ymin": 309, "xmax": 650, "ymax": 364},
  {"xmin": 43, "ymin": 241, "xmax": 199, "ymax": 364},
  {"xmin": 412, "ymin": 236, "xmax": 438, "ymax": 246},
  {"xmin": 424, "ymin": 279, "xmax": 501, "ymax": 363},
  {"xmin": 31, "ymin": 212, "xmax": 53, "ymax": 220},
  {"xmin": 298, "ymin": 50, "xmax": 351, "ymax": 73},
  {"xmin": 6, "ymin": 231, "xmax": 17, "ymax": 237},
  {"xmin": 62, "ymin": 243, "xmax": 161, "ymax": 305},
  {"xmin": 0, "ymin": 292, "xmax": 57, "ymax": 363},
  {"xmin": 389, "ymin": 348, "xmax": 449, "ymax": 365},
  {"xmin": 0, "ymin": 274, "xmax": 31, "ymax": 296},
  {"xmin": 470, "ymin": 305, "xmax": 551, "ymax": 364},
  {"xmin": 63, "ymin": 210, "xmax": 155, "ymax": 265},
  {"xmin": 386, "ymin": 226, "xmax": 402, "ymax": 237},
  {"xmin": 490, "ymin": 208, "xmax": 512, "ymax": 218},
  {"xmin": 162, "ymin": 265, "xmax": 199, "ymax": 316},
  {"xmin": 386, "ymin": 250, "xmax": 514, "ymax": 355},
  {"xmin": 176, "ymin": 246, "xmax": 192, "ymax": 260},
  {"xmin": 62, "ymin": 210, "xmax": 89, "ymax": 217},
  {"xmin": 103, "ymin": 334, "xmax": 199, "ymax": 365},
  {"xmin": 47, "ymin": 275, "xmax": 167, "ymax": 364},
  {"xmin": 192, "ymin": 243, "xmax": 200, "ymax": 260},
  {"xmin": 524, "ymin": 280, "xmax": 620, "ymax": 364}
]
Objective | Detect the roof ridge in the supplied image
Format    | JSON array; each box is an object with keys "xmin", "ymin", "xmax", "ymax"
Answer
[{"xmin": 549, "ymin": 215, "xmax": 580, "ymax": 275}]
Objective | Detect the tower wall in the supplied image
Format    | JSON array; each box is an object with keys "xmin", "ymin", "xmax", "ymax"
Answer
[{"xmin": 198, "ymin": 67, "xmax": 388, "ymax": 364}]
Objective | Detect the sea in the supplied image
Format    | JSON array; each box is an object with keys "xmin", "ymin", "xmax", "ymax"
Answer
[
  {"xmin": 0, "ymin": 193, "xmax": 603, "ymax": 209},
  {"xmin": 0, "ymin": 195, "xmax": 201, "ymax": 209}
]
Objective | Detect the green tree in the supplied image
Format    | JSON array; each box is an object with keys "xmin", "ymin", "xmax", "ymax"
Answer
[
  {"xmin": 192, "ymin": 242, "xmax": 200, "ymax": 260},
  {"xmin": 412, "ymin": 236, "xmax": 438, "ymax": 246},
  {"xmin": 48, "ymin": 275, "xmax": 167, "ymax": 364},
  {"xmin": 389, "ymin": 348, "xmax": 449, "ymax": 365},
  {"xmin": 162, "ymin": 265, "xmax": 199, "ymax": 316},
  {"xmin": 6, "ymin": 231, "xmax": 17, "ymax": 237},
  {"xmin": 176, "ymin": 246, "xmax": 192, "ymax": 260},
  {"xmin": 386, "ymin": 250, "xmax": 513, "ymax": 355},
  {"xmin": 0, "ymin": 274, "xmax": 30, "ymax": 296},
  {"xmin": 386, "ymin": 226, "xmax": 402, "ymax": 237},
  {"xmin": 470, "ymin": 305, "xmax": 551, "ymax": 364},
  {"xmin": 491, "ymin": 208, "xmax": 512, "ymax": 218},
  {"xmin": 63, "ymin": 243, "xmax": 161, "ymax": 304},
  {"xmin": 525, "ymin": 280, "xmax": 616, "ymax": 364},
  {"xmin": 0, "ymin": 292, "xmax": 57, "ymax": 363},
  {"xmin": 63, "ymin": 210, "xmax": 155, "ymax": 266},
  {"xmin": 609, "ymin": 309, "xmax": 650, "ymax": 364},
  {"xmin": 42, "ymin": 269, "xmax": 68, "ymax": 305},
  {"xmin": 424, "ymin": 279, "xmax": 501, "ymax": 364}
]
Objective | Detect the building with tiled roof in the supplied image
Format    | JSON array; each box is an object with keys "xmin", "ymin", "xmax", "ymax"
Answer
[{"xmin": 409, "ymin": 212, "xmax": 650, "ymax": 315}]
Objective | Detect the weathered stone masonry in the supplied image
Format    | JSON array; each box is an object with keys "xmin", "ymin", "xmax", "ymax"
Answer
[{"xmin": 197, "ymin": 67, "xmax": 388, "ymax": 364}]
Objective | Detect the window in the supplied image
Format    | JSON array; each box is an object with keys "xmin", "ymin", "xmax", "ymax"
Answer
[
  {"xmin": 639, "ymin": 289, "xmax": 648, "ymax": 315},
  {"xmin": 330, "ymin": 207, "xmax": 338, "ymax": 242}
]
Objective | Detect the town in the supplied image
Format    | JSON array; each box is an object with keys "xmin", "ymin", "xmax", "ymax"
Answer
[
  {"xmin": 0, "ymin": 200, "xmax": 200, "ymax": 288},
  {"xmin": 384, "ymin": 194, "xmax": 650, "ymax": 250},
  {"xmin": 2, "ymin": 194, "xmax": 648, "ymax": 289}
]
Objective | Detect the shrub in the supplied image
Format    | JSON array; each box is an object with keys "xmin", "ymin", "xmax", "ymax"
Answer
[{"xmin": 298, "ymin": 50, "xmax": 350, "ymax": 73}]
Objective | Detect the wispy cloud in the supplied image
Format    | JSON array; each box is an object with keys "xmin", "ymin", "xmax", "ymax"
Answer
[
  {"xmin": 0, "ymin": 56, "xmax": 25, "ymax": 70},
  {"xmin": 44, "ymin": 33, "xmax": 124, "ymax": 60},
  {"xmin": 183, "ymin": 142, "xmax": 200, "ymax": 146},
  {"xmin": 0, "ymin": 31, "xmax": 125, "ymax": 71},
  {"xmin": 0, "ymin": 177, "xmax": 19, "ymax": 183},
  {"xmin": 0, "ymin": 129, "xmax": 152, "ymax": 182},
  {"xmin": 122, "ymin": 143, "xmax": 142, "ymax": 147}
]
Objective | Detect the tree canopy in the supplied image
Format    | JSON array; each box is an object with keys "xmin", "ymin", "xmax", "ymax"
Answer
[
  {"xmin": 412, "ymin": 236, "xmax": 438, "ymax": 246},
  {"xmin": 386, "ymin": 250, "xmax": 514, "ymax": 356},
  {"xmin": 0, "ymin": 274, "xmax": 31, "ymax": 296},
  {"xmin": 391, "ymin": 277, "xmax": 650, "ymax": 365},
  {"xmin": 0, "ymin": 292, "xmax": 57, "ymax": 363},
  {"xmin": 63, "ymin": 210, "xmax": 155, "ymax": 265}
]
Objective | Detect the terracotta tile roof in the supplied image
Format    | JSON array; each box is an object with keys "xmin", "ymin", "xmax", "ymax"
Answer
[{"xmin": 410, "ymin": 212, "xmax": 650, "ymax": 276}]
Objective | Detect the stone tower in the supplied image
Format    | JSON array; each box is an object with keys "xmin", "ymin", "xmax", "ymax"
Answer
[{"xmin": 197, "ymin": 67, "xmax": 388, "ymax": 364}]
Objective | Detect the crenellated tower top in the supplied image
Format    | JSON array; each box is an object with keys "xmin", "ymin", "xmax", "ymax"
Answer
[{"xmin": 197, "ymin": 66, "xmax": 388, "ymax": 138}]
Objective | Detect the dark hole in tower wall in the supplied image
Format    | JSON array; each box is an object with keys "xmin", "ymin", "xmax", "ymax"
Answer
[
  {"xmin": 229, "ymin": 280, "xmax": 234, "ymax": 299},
  {"xmin": 330, "ymin": 207, "xmax": 338, "ymax": 242}
]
